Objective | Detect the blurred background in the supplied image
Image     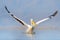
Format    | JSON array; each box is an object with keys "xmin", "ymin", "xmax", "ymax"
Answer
[{"xmin": 0, "ymin": 0, "xmax": 60, "ymax": 40}]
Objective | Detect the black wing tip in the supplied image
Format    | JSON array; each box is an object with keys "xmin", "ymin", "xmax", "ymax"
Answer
[
  {"xmin": 52, "ymin": 10, "xmax": 58, "ymax": 16},
  {"xmin": 49, "ymin": 10, "xmax": 58, "ymax": 19},
  {"xmin": 5, "ymin": 5, "xmax": 7, "ymax": 10},
  {"xmin": 54, "ymin": 10, "xmax": 58, "ymax": 14},
  {"xmin": 5, "ymin": 5, "xmax": 7, "ymax": 8},
  {"xmin": 5, "ymin": 6, "xmax": 10, "ymax": 13}
]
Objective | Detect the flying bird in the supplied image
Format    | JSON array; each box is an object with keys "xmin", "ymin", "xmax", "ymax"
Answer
[{"xmin": 5, "ymin": 6, "xmax": 58, "ymax": 34}]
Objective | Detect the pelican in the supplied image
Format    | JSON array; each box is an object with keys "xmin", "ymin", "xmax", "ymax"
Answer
[{"xmin": 5, "ymin": 6, "xmax": 58, "ymax": 34}]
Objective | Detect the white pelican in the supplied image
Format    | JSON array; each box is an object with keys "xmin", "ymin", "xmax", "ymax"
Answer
[{"xmin": 5, "ymin": 6, "xmax": 58, "ymax": 34}]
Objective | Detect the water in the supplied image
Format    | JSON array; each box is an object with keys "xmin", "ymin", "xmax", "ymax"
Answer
[{"xmin": 0, "ymin": 29, "xmax": 60, "ymax": 40}]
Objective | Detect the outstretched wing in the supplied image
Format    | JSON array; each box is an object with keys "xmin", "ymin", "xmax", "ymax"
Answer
[
  {"xmin": 5, "ymin": 6, "xmax": 30, "ymax": 27},
  {"xmin": 36, "ymin": 11, "xmax": 58, "ymax": 25}
]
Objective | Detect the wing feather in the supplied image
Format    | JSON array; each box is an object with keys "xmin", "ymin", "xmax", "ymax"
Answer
[
  {"xmin": 5, "ymin": 6, "xmax": 30, "ymax": 27},
  {"xmin": 36, "ymin": 11, "xmax": 58, "ymax": 25}
]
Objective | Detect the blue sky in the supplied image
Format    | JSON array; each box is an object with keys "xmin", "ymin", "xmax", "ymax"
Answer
[{"xmin": 0, "ymin": 0, "xmax": 60, "ymax": 28}]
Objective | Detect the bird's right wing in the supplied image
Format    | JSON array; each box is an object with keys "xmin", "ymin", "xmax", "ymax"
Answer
[
  {"xmin": 5, "ymin": 6, "xmax": 30, "ymax": 27},
  {"xmin": 36, "ymin": 11, "xmax": 58, "ymax": 25},
  {"xmin": 36, "ymin": 18, "xmax": 49, "ymax": 25}
]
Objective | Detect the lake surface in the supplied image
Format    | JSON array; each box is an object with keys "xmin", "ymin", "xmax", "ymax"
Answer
[{"xmin": 0, "ymin": 28, "xmax": 60, "ymax": 40}]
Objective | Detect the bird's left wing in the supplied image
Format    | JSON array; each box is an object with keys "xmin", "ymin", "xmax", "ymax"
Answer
[
  {"xmin": 36, "ymin": 11, "xmax": 58, "ymax": 25},
  {"xmin": 5, "ymin": 6, "xmax": 30, "ymax": 27}
]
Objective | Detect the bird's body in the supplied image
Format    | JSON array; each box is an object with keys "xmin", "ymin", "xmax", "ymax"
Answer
[{"xmin": 5, "ymin": 6, "xmax": 58, "ymax": 34}]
